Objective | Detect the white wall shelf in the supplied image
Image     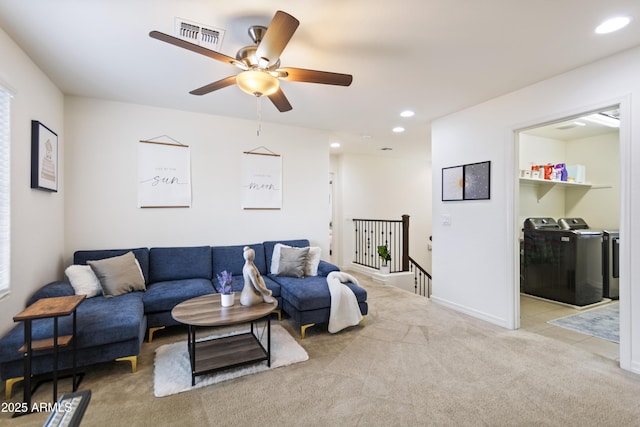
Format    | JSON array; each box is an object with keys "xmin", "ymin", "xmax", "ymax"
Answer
[{"xmin": 519, "ymin": 178, "xmax": 592, "ymax": 201}]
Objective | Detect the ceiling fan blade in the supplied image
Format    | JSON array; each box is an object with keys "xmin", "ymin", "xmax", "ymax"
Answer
[
  {"xmin": 255, "ymin": 11, "xmax": 300, "ymax": 67},
  {"xmin": 277, "ymin": 67, "xmax": 353, "ymax": 86},
  {"xmin": 190, "ymin": 76, "xmax": 237, "ymax": 96},
  {"xmin": 267, "ymin": 88, "xmax": 293, "ymax": 112},
  {"xmin": 149, "ymin": 31, "xmax": 247, "ymax": 70}
]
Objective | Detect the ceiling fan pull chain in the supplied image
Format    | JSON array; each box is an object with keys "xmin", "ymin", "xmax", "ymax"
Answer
[{"xmin": 256, "ymin": 96, "xmax": 262, "ymax": 137}]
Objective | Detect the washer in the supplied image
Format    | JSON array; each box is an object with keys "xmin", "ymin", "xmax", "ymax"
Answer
[{"xmin": 523, "ymin": 217, "xmax": 603, "ymax": 306}]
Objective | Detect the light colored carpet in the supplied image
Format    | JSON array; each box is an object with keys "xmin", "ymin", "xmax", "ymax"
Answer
[
  {"xmin": 154, "ymin": 324, "xmax": 308, "ymax": 397},
  {"xmin": 3, "ymin": 273, "xmax": 640, "ymax": 427},
  {"xmin": 548, "ymin": 302, "xmax": 619, "ymax": 343}
]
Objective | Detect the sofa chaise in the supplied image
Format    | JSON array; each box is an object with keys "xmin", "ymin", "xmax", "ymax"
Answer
[{"xmin": 0, "ymin": 239, "xmax": 367, "ymax": 399}]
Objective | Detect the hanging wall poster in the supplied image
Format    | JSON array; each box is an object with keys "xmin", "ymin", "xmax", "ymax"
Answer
[
  {"xmin": 137, "ymin": 140, "xmax": 191, "ymax": 208},
  {"xmin": 31, "ymin": 120, "xmax": 58, "ymax": 192},
  {"xmin": 241, "ymin": 150, "xmax": 282, "ymax": 209}
]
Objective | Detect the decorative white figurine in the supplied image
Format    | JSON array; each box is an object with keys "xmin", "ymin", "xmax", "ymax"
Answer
[{"xmin": 240, "ymin": 246, "xmax": 275, "ymax": 306}]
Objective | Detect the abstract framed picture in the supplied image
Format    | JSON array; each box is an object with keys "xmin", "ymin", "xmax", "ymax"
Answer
[
  {"xmin": 463, "ymin": 161, "xmax": 491, "ymax": 200},
  {"xmin": 30, "ymin": 120, "xmax": 58, "ymax": 192},
  {"xmin": 442, "ymin": 165, "xmax": 463, "ymax": 201}
]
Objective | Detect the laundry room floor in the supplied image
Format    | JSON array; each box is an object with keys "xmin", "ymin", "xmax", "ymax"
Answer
[{"xmin": 520, "ymin": 295, "xmax": 620, "ymax": 362}]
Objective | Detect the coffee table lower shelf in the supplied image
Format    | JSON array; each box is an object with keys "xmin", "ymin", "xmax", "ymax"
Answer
[{"xmin": 188, "ymin": 326, "xmax": 271, "ymax": 386}]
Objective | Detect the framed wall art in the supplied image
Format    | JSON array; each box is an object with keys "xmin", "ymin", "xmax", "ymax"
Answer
[
  {"xmin": 442, "ymin": 160, "xmax": 491, "ymax": 201},
  {"xmin": 31, "ymin": 120, "xmax": 58, "ymax": 192},
  {"xmin": 463, "ymin": 161, "xmax": 491, "ymax": 200},
  {"xmin": 441, "ymin": 165, "xmax": 463, "ymax": 201}
]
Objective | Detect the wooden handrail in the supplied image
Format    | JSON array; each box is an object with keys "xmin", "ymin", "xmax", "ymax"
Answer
[{"xmin": 409, "ymin": 255, "xmax": 432, "ymax": 298}]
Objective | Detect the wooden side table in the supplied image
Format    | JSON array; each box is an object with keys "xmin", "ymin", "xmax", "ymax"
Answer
[{"xmin": 12, "ymin": 295, "xmax": 85, "ymax": 417}]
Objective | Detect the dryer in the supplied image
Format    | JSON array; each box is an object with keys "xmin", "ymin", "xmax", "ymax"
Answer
[
  {"xmin": 523, "ymin": 217, "xmax": 603, "ymax": 306},
  {"xmin": 602, "ymin": 230, "xmax": 619, "ymax": 299}
]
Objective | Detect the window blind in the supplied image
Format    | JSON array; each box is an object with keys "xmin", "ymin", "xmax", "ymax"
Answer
[{"xmin": 0, "ymin": 86, "xmax": 10, "ymax": 296}]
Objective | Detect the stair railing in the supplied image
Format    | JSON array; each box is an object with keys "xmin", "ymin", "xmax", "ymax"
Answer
[
  {"xmin": 352, "ymin": 215, "xmax": 409, "ymax": 273},
  {"xmin": 409, "ymin": 256, "xmax": 432, "ymax": 297},
  {"xmin": 352, "ymin": 215, "xmax": 432, "ymax": 298}
]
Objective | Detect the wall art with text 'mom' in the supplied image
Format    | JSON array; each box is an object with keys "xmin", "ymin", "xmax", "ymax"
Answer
[{"xmin": 241, "ymin": 147, "xmax": 282, "ymax": 210}]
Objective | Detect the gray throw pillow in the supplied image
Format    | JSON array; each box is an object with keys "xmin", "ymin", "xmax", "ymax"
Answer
[
  {"xmin": 277, "ymin": 247, "xmax": 310, "ymax": 278},
  {"xmin": 88, "ymin": 251, "xmax": 146, "ymax": 297}
]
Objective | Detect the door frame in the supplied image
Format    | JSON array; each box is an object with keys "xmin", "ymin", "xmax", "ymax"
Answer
[{"xmin": 508, "ymin": 96, "xmax": 632, "ymax": 369}]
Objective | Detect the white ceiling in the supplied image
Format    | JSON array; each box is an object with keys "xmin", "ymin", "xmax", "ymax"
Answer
[{"xmin": 0, "ymin": 1, "xmax": 639, "ymax": 154}]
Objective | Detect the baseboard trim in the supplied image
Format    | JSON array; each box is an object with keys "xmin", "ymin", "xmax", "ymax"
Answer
[{"xmin": 430, "ymin": 295, "xmax": 511, "ymax": 329}]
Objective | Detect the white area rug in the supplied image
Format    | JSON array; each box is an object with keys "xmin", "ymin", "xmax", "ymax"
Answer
[{"xmin": 154, "ymin": 324, "xmax": 308, "ymax": 397}]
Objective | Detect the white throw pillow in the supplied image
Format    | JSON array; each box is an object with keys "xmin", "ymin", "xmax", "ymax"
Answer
[
  {"xmin": 271, "ymin": 243, "xmax": 321, "ymax": 277},
  {"xmin": 270, "ymin": 243, "xmax": 291, "ymax": 275},
  {"xmin": 304, "ymin": 246, "xmax": 322, "ymax": 276},
  {"xmin": 65, "ymin": 265, "xmax": 102, "ymax": 298}
]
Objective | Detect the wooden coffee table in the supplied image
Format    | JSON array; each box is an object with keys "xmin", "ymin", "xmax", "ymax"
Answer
[{"xmin": 171, "ymin": 293, "xmax": 277, "ymax": 386}]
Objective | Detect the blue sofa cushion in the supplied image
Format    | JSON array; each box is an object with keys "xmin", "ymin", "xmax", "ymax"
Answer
[
  {"xmin": 143, "ymin": 278, "xmax": 214, "ymax": 313},
  {"xmin": 149, "ymin": 246, "xmax": 212, "ymax": 283},
  {"xmin": 273, "ymin": 275, "xmax": 367, "ymax": 311},
  {"xmin": 0, "ymin": 292, "xmax": 144, "ymax": 365},
  {"xmin": 263, "ymin": 239, "xmax": 310, "ymax": 274},
  {"xmin": 317, "ymin": 260, "xmax": 340, "ymax": 276},
  {"xmin": 27, "ymin": 281, "xmax": 74, "ymax": 306},
  {"xmin": 74, "ymin": 248, "xmax": 150, "ymax": 284},
  {"xmin": 262, "ymin": 276, "xmax": 281, "ymax": 298},
  {"xmin": 75, "ymin": 292, "xmax": 145, "ymax": 347},
  {"xmin": 212, "ymin": 243, "xmax": 266, "ymax": 276}
]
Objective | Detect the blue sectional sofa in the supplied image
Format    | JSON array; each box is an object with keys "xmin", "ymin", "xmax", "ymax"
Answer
[{"xmin": 0, "ymin": 239, "xmax": 367, "ymax": 398}]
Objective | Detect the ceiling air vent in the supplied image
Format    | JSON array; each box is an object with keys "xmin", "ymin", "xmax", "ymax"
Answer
[{"xmin": 174, "ymin": 17, "xmax": 225, "ymax": 51}]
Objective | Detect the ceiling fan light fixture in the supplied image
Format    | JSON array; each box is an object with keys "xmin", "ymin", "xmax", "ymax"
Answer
[{"xmin": 236, "ymin": 69, "xmax": 280, "ymax": 97}]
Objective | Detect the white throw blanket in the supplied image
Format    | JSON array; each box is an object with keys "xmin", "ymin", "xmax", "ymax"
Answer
[{"xmin": 326, "ymin": 271, "xmax": 363, "ymax": 333}]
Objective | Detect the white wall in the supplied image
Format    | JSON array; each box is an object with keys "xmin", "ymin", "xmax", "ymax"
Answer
[
  {"xmin": 331, "ymin": 150, "xmax": 432, "ymax": 273},
  {"xmin": 0, "ymin": 27, "xmax": 65, "ymax": 335},
  {"xmin": 518, "ymin": 132, "xmax": 620, "ymax": 230},
  {"xmin": 64, "ymin": 97, "xmax": 331, "ymax": 264},
  {"xmin": 432, "ymin": 46, "xmax": 640, "ymax": 374},
  {"xmin": 565, "ymin": 133, "xmax": 620, "ymax": 230}
]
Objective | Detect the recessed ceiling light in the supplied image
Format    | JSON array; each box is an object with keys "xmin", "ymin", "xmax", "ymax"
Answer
[
  {"xmin": 595, "ymin": 16, "xmax": 631, "ymax": 34},
  {"xmin": 400, "ymin": 110, "xmax": 415, "ymax": 118},
  {"xmin": 330, "ymin": 142, "xmax": 341, "ymax": 148},
  {"xmin": 392, "ymin": 126, "xmax": 405, "ymax": 133},
  {"xmin": 573, "ymin": 121, "xmax": 586, "ymax": 127}
]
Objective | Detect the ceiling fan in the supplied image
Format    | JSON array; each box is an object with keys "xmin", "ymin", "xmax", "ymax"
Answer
[{"xmin": 149, "ymin": 10, "xmax": 353, "ymax": 112}]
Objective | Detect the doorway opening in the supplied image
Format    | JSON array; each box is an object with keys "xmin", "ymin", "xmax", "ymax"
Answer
[{"xmin": 516, "ymin": 106, "xmax": 620, "ymax": 361}]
